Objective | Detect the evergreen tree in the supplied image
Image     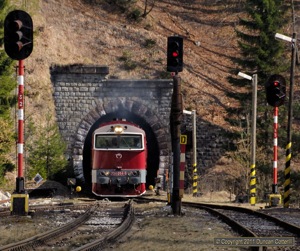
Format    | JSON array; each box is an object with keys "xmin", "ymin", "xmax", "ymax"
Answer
[
  {"xmin": 27, "ymin": 114, "xmax": 68, "ymax": 180},
  {"xmin": 0, "ymin": 120, "xmax": 14, "ymax": 182},
  {"xmin": 227, "ymin": 0, "xmax": 289, "ymax": 197},
  {"xmin": 0, "ymin": 0, "xmax": 15, "ymax": 119},
  {"xmin": 229, "ymin": 0, "xmax": 288, "ymax": 137},
  {"xmin": 0, "ymin": 0, "xmax": 16, "ymax": 183},
  {"xmin": 236, "ymin": 0, "xmax": 287, "ymax": 80},
  {"xmin": 228, "ymin": 0, "xmax": 288, "ymax": 124}
]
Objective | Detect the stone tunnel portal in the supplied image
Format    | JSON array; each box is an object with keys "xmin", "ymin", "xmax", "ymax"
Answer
[
  {"xmin": 82, "ymin": 110, "xmax": 159, "ymax": 190},
  {"xmin": 51, "ymin": 65, "xmax": 173, "ymax": 193},
  {"xmin": 51, "ymin": 65, "xmax": 229, "ymax": 195}
]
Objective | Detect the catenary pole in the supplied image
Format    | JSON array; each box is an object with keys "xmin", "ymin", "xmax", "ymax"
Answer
[
  {"xmin": 284, "ymin": 33, "xmax": 297, "ymax": 208},
  {"xmin": 249, "ymin": 74, "xmax": 257, "ymax": 206}
]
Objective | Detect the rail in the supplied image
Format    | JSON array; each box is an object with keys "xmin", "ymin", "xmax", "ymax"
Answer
[
  {"xmin": 0, "ymin": 205, "xmax": 95, "ymax": 251},
  {"xmin": 72, "ymin": 200, "xmax": 135, "ymax": 251}
]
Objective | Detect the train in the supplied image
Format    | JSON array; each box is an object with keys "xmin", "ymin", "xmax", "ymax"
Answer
[{"xmin": 91, "ymin": 119, "xmax": 147, "ymax": 197}]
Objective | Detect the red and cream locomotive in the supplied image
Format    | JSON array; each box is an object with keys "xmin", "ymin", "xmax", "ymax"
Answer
[{"xmin": 91, "ymin": 119, "xmax": 147, "ymax": 197}]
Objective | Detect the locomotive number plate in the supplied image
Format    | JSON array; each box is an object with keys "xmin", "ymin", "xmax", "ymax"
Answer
[{"xmin": 110, "ymin": 171, "xmax": 126, "ymax": 176}]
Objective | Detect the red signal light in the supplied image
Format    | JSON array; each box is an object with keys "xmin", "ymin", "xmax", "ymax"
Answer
[
  {"xmin": 172, "ymin": 51, "xmax": 179, "ymax": 57},
  {"xmin": 265, "ymin": 74, "xmax": 286, "ymax": 107},
  {"xmin": 167, "ymin": 36, "xmax": 183, "ymax": 72}
]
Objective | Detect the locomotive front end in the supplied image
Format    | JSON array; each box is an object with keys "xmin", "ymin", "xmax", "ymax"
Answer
[{"xmin": 91, "ymin": 121, "xmax": 147, "ymax": 197}]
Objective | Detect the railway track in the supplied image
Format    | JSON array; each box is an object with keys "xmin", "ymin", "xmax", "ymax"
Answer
[
  {"xmin": 73, "ymin": 200, "xmax": 134, "ymax": 251},
  {"xmin": 0, "ymin": 200, "xmax": 134, "ymax": 251},
  {"xmin": 0, "ymin": 201, "xmax": 92, "ymax": 217},
  {"xmin": 194, "ymin": 205, "xmax": 299, "ymax": 250},
  {"xmin": 137, "ymin": 197, "xmax": 300, "ymax": 250},
  {"xmin": 2, "ymin": 196, "xmax": 299, "ymax": 250}
]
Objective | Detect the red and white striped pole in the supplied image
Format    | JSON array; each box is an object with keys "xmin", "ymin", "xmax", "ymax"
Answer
[
  {"xmin": 272, "ymin": 106, "xmax": 278, "ymax": 194},
  {"xmin": 179, "ymin": 135, "xmax": 187, "ymax": 198},
  {"xmin": 16, "ymin": 59, "xmax": 25, "ymax": 193},
  {"xmin": 4, "ymin": 10, "xmax": 33, "ymax": 214}
]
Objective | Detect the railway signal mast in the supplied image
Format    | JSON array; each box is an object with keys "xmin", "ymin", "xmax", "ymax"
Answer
[
  {"xmin": 274, "ymin": 32, "xmax": 299, "ymax": 208},
  {"xmin": 4, "ymin": 10, "xmax": 33, "ymax": 215},
  {"xmin": 265, "ymin": 74, "xmax": 286, "ymax": 206},
  {"xmin": 237, "ymin": 72, "xmax": 257, "ymax": 206},
  {"xmin": 167, "ymin": 36, "xmax": 184, "ymax": 215}
]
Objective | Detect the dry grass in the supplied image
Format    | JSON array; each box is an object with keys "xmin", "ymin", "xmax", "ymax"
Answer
[
  {"xmin": 11, "ymin": 0, "xmax": 249, "ymax": 130},
  {"xmin": 0, "ymin": 215, "xmax": 53, "ymax": 245},
  {"xmin": 7, "ymin": 0, "xmax": 298, "ymax": 194}
]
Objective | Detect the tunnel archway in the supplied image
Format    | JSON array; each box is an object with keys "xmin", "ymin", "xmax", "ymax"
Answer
[
  {"xmin": 82, "ymin": 109, "xmax": 159, "ymax": 193},
  {"xmin": 51, "ymin": 66, "xmax": 173, "ymax": 189}
]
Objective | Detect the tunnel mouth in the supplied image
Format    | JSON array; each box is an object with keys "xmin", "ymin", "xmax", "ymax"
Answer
[{"xmin": 82, "ymin": 110, "xmax": 159, "ymax": 193}]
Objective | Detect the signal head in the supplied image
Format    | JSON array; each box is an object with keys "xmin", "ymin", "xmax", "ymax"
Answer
[
  {"xmin": 4, "ymin": 10, "xmax": 33, "ymax": 60},
  {"xmin": 265, "ymin": 74, "xmax": 286, "ymax": 107},
  {"xmin": 8, "ymin": 20, "xmax": 23, "ymax": 31},
  {"xmin": 167, "ymin": 36, "xmax": 183, "ymax": 73}
]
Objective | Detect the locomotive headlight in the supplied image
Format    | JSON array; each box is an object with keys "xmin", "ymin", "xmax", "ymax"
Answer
[
  {"xmin": 100, "ymin": 171, "xmax": 110, "ymax": 176},
  {"xmin": 130, "ymin": 171, "xmax": 139, "ymax": 176},
  {"xmin": 114, "ymin": 125, "xmax": 123, "ymax": 134}
]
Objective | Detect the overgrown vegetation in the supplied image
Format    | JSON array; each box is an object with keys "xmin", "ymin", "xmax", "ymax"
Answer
[
  {"xmin": 85, "ymin": 0, "xmax": 156, "ymax": 21},
  {"xmin": 118, "ymin": 50, "xmax": 138, "ymax": 70},
  {"xmin": 1, "ymin": 0, "xmax": 300, "ymax": 201},
  {"xmin": 26, "ymin": 114, "xmax": 68, "ymax": 181},
  {"xmin": 0, "ymin": 1, "xmax": 68, "ymax": 186},
  {"xmin": 227, "ymin": 0, "xmax": 300, "ymax": 198},
  {"xmin": 0, "ymin": 0, "xmax": 15, "ymax": 185}
]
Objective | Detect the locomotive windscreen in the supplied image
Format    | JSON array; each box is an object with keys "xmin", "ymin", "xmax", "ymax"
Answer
[{"xmin": 94, "ymin": 134, "xmax": 143, "ymax": 150}]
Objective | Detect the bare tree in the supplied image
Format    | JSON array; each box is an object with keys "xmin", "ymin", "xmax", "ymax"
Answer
[{"xmin": 142, "ymin": 0, "xmax": 156, "ymax": 17}]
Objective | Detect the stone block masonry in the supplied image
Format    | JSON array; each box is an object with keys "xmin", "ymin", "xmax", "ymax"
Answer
[
  {"xmin": 51, "ymin": 65, "xmax": 173, "ymax": 183},
  {"xmin": 51, "ymin": 64, "xmax": 229, "ymax": 191}
]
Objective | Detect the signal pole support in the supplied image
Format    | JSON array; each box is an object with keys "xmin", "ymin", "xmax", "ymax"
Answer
[
  {"xmin": 4, "ymin": 10, "xmax": 33, "ymax": 215},
  {"xmin": 11, "ymin": 60, "xmax": 29, "ymax": 215},
  {"xmin": 249, "ymin": 74, "xmax": 257, "ymax": 206},
  {"xmin": 183, "ymin": 109, "xmax": 198, "ymax": 196},
  {"xmin": 191, "ymin": 110, "xmax": 197, "ymax": 196},
  {"xmin": 265, "ymin": 74, "xmax": 286, "ymax": 207},
  {"xmin": 170, "ymin": 74, "xmax": 183, "ymax": 215},
  {"xmin": 284, "ymin": 32, "xmax": 297, "ymax": 208},
  {"xmin": 237, "ymin": 72, "xmax": 257, "ymax": 206},
  {"xmin": 272, "ymin": 106, "xmax": 279, "ymax": 195},
  {"xmin": 275, "ymin": 32, "xmax": 299, "ymax": 208},
  {"xmin": 269, "ymin": 106, "xmax": 282, "ymax": 207},
  {"xmin": 17, "ymin": 60, "xmax": 25, "ymax": 189},
  {"xmin": 179, "ymin": 135, "xmax": 187, "ymax": 198}
]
